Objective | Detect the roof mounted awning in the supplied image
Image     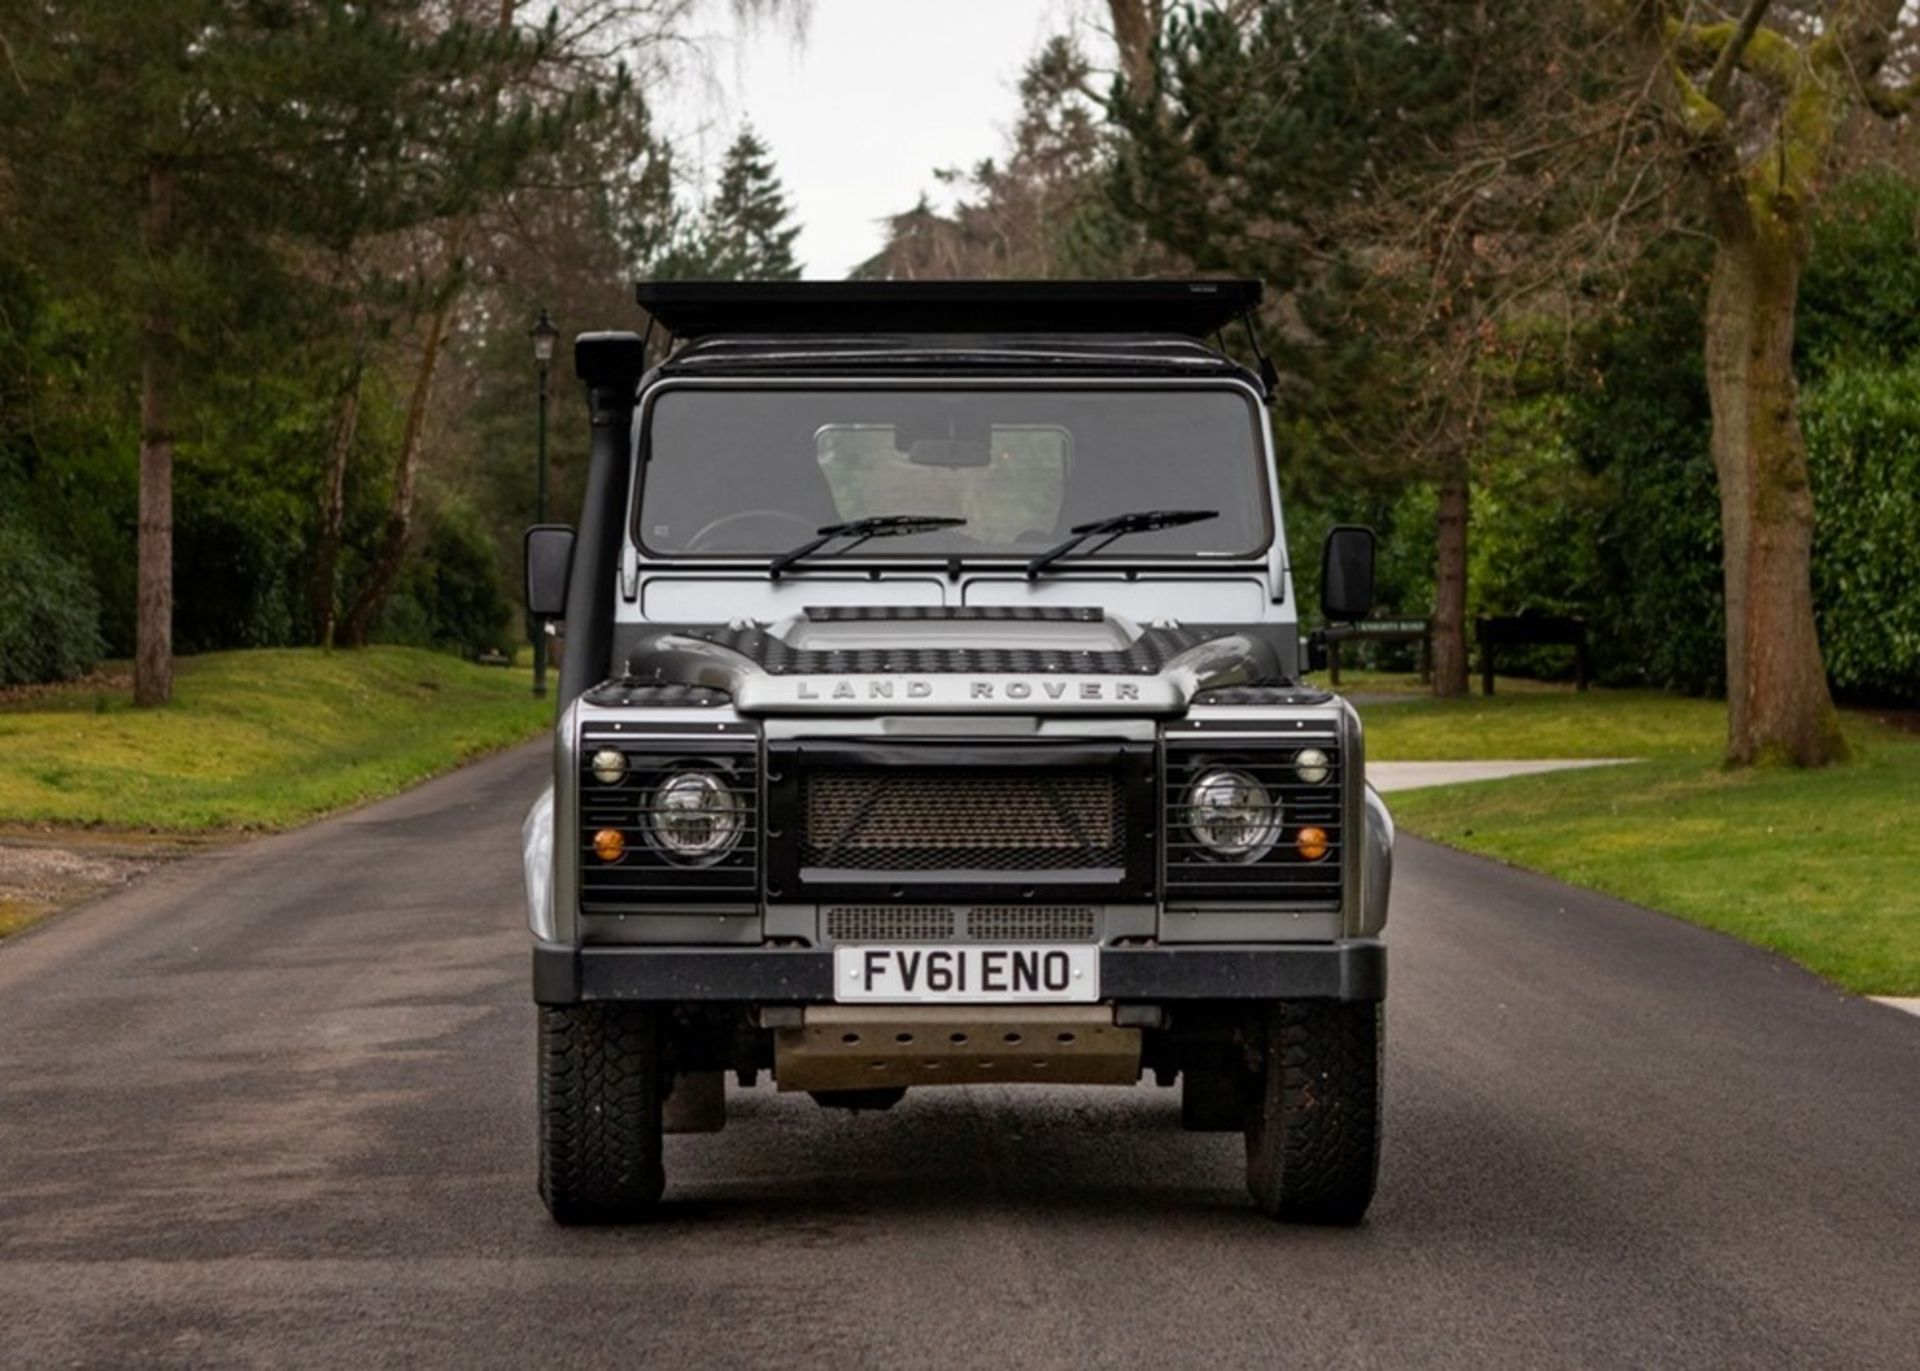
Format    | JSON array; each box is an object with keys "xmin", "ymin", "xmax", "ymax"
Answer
[{"xmin": 634, "ymin": 279, "xmax": 1263, "ymax": 342}]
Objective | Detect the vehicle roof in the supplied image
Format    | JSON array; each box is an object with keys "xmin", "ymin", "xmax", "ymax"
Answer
[
  {"xmin": 636, "ymin": 278, "xmax": 1263, "ymax": 341},
  {"xmin": 649, "ymin": 333, "xmax": 1264, "ymax": 390}
]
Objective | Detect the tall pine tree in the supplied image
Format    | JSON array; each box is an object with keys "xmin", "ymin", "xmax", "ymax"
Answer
[{"xmin": 658, "ymin": 127, "xmax": 803, "ymax": 279}]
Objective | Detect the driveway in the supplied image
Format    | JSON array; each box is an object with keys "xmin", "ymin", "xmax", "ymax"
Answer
[{"xmin": 2, "ymin": 744, "xmax": 1914, "ymax": 1368}]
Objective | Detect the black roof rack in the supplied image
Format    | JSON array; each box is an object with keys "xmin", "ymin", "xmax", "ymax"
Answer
[{"xmin": 635, "ymin": 279, "xmax": 1262, "ymax": 341}]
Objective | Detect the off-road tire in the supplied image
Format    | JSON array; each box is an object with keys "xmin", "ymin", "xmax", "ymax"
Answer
[
  {"xmin": 538, "ymin": 1004, "xmax": 666, "ymax": 1223},
  {"xmin": 1243, "ymin": 999, "xmax": 1382, "ymax": 1224}
]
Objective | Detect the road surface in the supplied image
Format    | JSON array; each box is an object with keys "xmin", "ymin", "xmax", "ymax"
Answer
[{"xmin": 2, "ymin": 744, "xmax": 1915, "ymax": 1368}]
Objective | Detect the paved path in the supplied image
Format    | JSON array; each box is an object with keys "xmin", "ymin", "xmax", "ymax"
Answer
[
  {"xmin": 1370, "ymin": 758, "xmax": 1634, "ymax": 792},
  {"xmin": 2, "ymin": 744, "xmax": 1916, "ymax": 1369}
]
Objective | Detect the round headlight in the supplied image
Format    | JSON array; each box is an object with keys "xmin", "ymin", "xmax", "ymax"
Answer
[
  {"xmin": 1187, "ymin": 768, "xmax": 1281, "ymax": 861},
  {"xmin": 647, "ymin": 771, "xmax": 742, "ymax": 864},
  {"xmin": 1294, "ymin": 747, "xmax": 1331, "ymax": 786},
  {"xmin": 590, "ymin": 748, "xmax": 628, "ymax": 786}
]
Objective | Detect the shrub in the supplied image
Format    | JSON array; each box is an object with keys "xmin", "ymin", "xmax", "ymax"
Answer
[
  {"xmin": 375, "ymin": 504, "xmax": 515, "ymax": 659},
  {"xmin": 0, "ymin": 515, "xmax": 105, "ymax": 685},
  {"xmin": 1803, "ymin": 360, "xmax": 1920, "ymax": 702}
]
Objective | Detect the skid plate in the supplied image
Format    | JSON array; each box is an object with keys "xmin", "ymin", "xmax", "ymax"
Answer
[{"xmin": 775, "ymin": 1005, "xmax": 1140, "ymax": 1091}]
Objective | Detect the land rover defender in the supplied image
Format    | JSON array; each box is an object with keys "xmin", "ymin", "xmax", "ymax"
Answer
[{"xmin": 522, "ymin": 279, "xmax": 1392, "ymax": 1224}]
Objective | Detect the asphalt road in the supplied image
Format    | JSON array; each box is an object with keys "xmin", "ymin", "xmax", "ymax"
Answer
[{"xmin": 3, "ymin": 744, "xmax": 1916, "ymax": 1369}]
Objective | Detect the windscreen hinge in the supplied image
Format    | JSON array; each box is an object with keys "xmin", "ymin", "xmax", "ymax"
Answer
[{"xmin": 619, "ymin": 542, "xmax": 640, "ymax": 601}]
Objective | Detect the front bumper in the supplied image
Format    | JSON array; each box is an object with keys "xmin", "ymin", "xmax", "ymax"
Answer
[{"xmin": 532, "ymin": 939, "xmax": 1385, "ymax": 1006}]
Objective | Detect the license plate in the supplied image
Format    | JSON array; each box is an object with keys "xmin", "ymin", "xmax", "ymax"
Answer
[{"xmin": 835, "ymin": 944, "xmax": 1098, "ymax": 1004}]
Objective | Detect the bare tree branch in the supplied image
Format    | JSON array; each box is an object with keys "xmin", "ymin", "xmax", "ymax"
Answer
[
  {"xmin": 1705, "ymin": 0, "xmax": 1773, "ymax": 107},
  {"xmin": 1864, "ymin": 74, "xmax": 1920, "ymax": 116},
  {"xmin": 0, "ymin": 27, "xmax": 27, "ymax": 94}
]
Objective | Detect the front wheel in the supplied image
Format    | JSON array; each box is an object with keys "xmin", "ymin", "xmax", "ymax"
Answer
[
  {"xmin": 1243, "ymin": 1000, "xmax": 1382, "ymax": 1224},
  {"xmin": 538, "ymin": 1004, "xmax": 666, "ymax": 1223}
]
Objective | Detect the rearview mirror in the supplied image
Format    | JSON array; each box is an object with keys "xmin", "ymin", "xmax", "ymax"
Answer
[
  {"xmin": 524, "ymin": 525, "xmax": 575, "ymax": 619},
  {"xmin": 893, "ymin": 406, "xmax": 989, "ymax": 451},
  {"xmin": 1320, "ymin": 525, "xmax": 1376, "ymax": 623},
  {"xmin": 907, "ymin": 438, "xmax": 992, "ymax": 468}
]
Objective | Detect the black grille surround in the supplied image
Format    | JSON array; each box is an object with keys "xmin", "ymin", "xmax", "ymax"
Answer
[
  {"xmin": 574, "ymin": 725, "xmax": 1348, "ymax": 915},
  {"xmin": 767, "ymin": 741, "xmax": 1157, "ymax": 904},
  {"xmin": 1163, "ymin": 737, "xmax": 1345, "ymax": 905},
  {"xmin": 577, "ymin": 726, "xmax": 760, "ymax": 910}
]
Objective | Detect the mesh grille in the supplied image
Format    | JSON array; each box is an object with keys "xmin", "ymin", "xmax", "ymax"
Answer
[
  {"xmin": 825, "ymin": 906, "xmax": 959, "ymax": 942},
  {"xmin": 802, "ymin": 767, "xmax": 1124, "ymax": 872},
  {"xmin": 966, "ymin": 906, "xmax": 1098, "ymax": 941},
  {"xmin": 825, "ymin": 905, "xmax": 1098, "ymax": 943}
]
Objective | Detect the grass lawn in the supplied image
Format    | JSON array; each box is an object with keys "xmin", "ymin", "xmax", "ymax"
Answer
[
  {"xmin": 1357, "ymin": 687, "xmax": 1920, "ymax": 996},
  {"xmin": 1356, "ymin": 684, "xmax": 1726, "ymax": 759},
  {"xmin": 0, "ymin": 647, "xmax": 549, "ymax": 831}
]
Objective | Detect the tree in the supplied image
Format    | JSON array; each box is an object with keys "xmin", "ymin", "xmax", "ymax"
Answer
[
  {"xmin": 1105, "ymin": 1, "xmax": 1571, "ymax": 695},
  {"xmin": 325, "ymin": 2, "xmax": 635, "ymax": 648},
  {"xmin": 854, "ymin": 38, "xmax": 1139, "ymax": 280},
  {"xmin": 659, "ymin": 127, "xmax": 803, "ymax": 279},
  {"xmin": 1639, "ymin": 0, "xmax": 1917, "ymax": 765},
  {"xmin": 0, "ymin": 1, "xmax": 582, "ymax": 701}
]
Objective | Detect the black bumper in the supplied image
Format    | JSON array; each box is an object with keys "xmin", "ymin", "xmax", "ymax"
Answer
[{"xmin": 533, "ymin": 940, "xmax": 1385, "ymax": 1006}]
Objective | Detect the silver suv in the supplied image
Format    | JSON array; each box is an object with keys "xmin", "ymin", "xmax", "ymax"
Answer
[{"xmin": 522, "ymin": 280, "xmax": 1393, "ymax": 1224}]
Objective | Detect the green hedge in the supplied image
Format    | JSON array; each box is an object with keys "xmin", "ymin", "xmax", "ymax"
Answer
[
  {"xmin": 1804, "ymin": 362, "xmax": 1920, "ymax": 700},
  {"xmin": 373, "ymin": 503, "xmax": 516, "ymax": 659},
  {"xmin": 0, "ymin": 516, "xmax": 104, "ymax": 685}
]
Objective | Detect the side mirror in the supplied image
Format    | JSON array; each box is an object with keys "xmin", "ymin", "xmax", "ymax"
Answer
[
  {"xmin": 1320, "ymin": 525, "xmax": 1376, "ymax": 623},
  {"xmin": 525, "ymin": 525, "xmax": 576, "ymax": 619}
]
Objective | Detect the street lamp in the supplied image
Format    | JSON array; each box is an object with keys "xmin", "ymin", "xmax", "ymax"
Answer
[{"xmin": 530, "ymin": 307, "xmax": 559, "ymax": 698}]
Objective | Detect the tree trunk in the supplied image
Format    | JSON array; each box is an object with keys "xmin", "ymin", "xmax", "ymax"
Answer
[
  {"xmin": 134, "ymin": 164, "xmax": 176, "ymax": 708},
  {"xmin": 1702, "ymin": 190, "xmax": 1847, "ymax": 767},
  {"xmin": 311, "ymin": 339, "xmax": 365, "ymax": 649},
  {"xmin": 1430, "ymin": 468, "xmax": 1470, "ymax": 697},
  {"xmin": 1106, "ymin": 0, "xmax": 1162, "ymax": 102},
  {"xmin": 339, "ymin": 283, "xmax": 457, "ymax": 647}
]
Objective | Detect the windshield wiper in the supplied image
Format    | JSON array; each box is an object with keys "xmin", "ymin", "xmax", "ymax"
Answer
[
  {"xmin": 1024, "ymin": 508, "xmax": 1219, "ymax": 578},
  {"xmin": 768, "ymin": 514, "xmax": 966, "ymax": 579}
]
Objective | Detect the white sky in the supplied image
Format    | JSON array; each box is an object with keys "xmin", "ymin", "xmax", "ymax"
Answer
[{"xmin": 664, "ymin": 0, "xmax": 1109, "ymax": 279}]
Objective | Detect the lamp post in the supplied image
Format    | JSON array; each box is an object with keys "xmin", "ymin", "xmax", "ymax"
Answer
[{"xmin": 530, "ymin": 308, "xmax": 559, "ymax": 698}]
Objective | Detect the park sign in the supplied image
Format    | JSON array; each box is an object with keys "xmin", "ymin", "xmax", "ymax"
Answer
[
  {"xmin": 1326, "ymin": 619, "xmax": 1430, "ymax": 639},
  {"xmin": 1322, "ymin": 618, "xmax": 1433, "ymax": 685}
]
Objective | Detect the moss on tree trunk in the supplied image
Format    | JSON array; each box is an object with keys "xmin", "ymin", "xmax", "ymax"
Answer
[
  {"xmin": 1702, "ymin": 187, "xmax": 1846, "ymax": 766},
  {"xmin": 1651, "ymin": 0, "xmax": 1910, "ymax": 767}
]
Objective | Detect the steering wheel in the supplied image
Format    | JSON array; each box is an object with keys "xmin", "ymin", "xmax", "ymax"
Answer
[{"xmin": 685, "ymin": 509, "xmax": 815, "ymax": 552}]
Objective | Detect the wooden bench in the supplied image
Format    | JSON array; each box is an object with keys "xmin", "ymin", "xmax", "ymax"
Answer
[{"xmin": 1476, "ymin": 614, "xmax": 1588, "ymax": 695}]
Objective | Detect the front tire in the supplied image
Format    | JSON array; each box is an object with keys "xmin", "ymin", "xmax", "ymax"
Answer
[
  {"xmin": 538, "ymin": 1004, "xmax": 666, "ymax": 1223},
  {"xmin": 1243, "ymin": 999, "xmax": 1382, "ymax": 1224}
]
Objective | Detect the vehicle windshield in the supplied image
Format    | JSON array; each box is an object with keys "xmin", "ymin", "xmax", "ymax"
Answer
[{"xmin": 637, "ymin": 387, "xmax": 1270, "ymax": 560}]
